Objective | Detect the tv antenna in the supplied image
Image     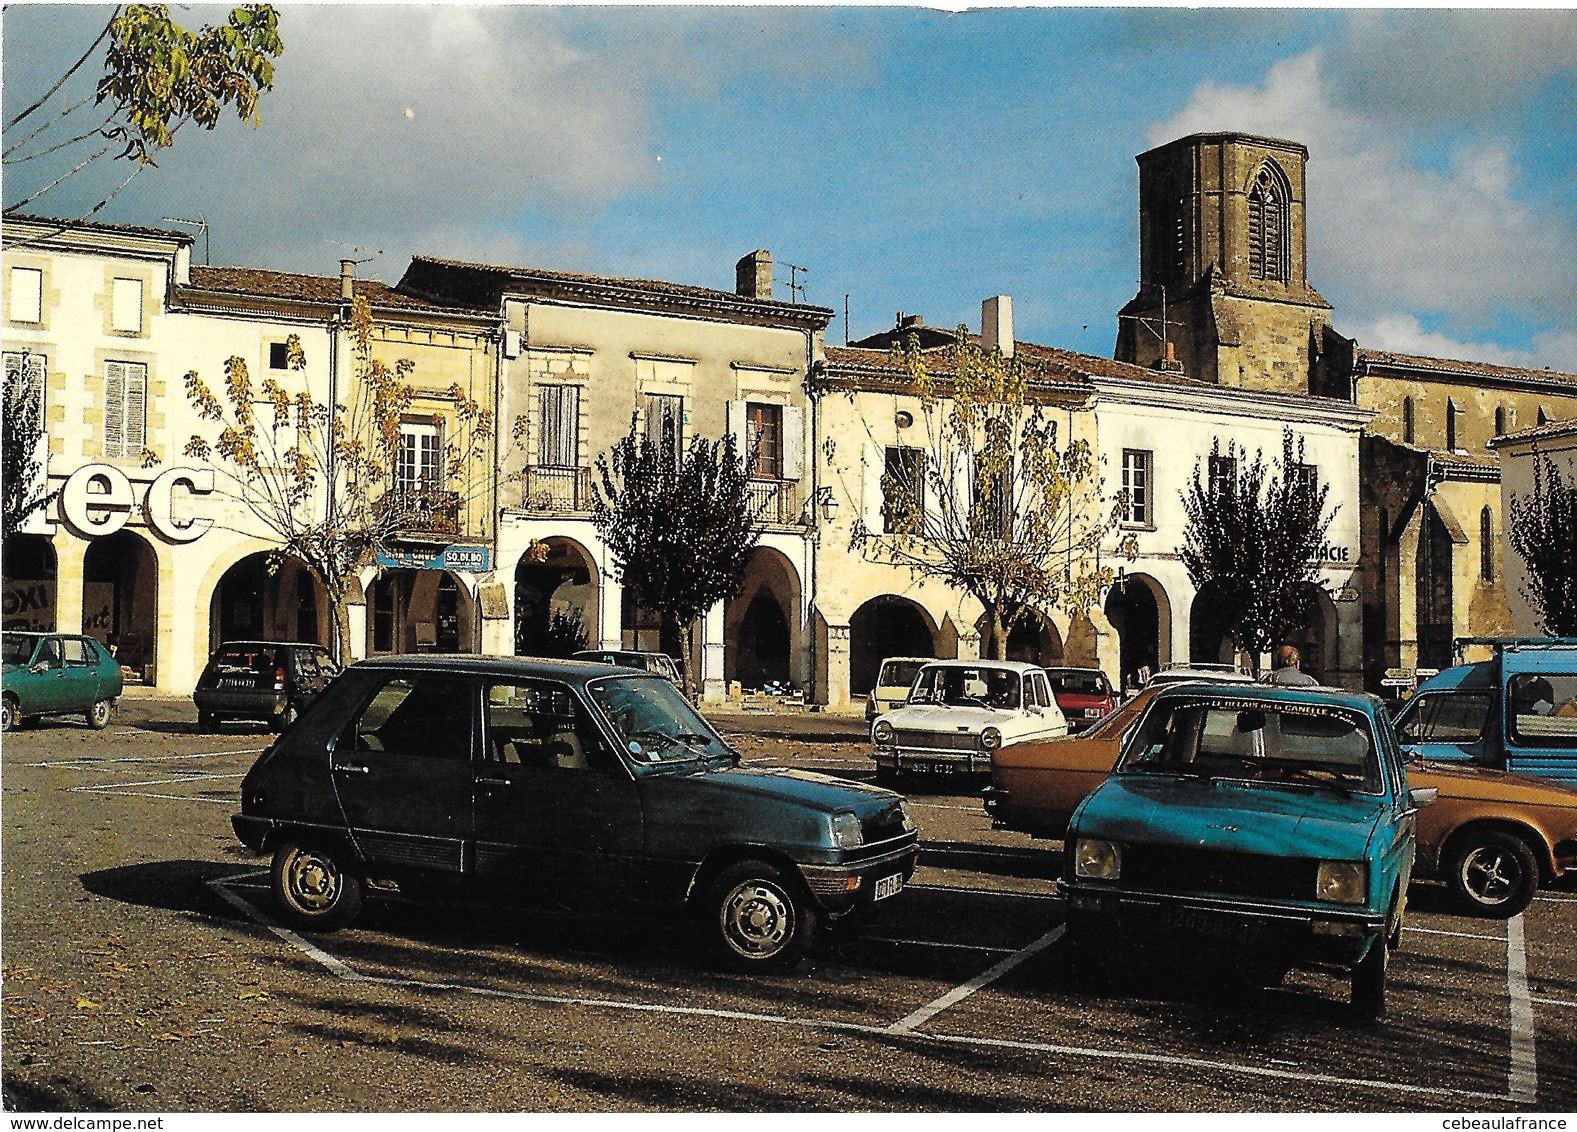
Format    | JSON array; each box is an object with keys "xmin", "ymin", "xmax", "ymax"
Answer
[
  {"xmin": 162, "ymin": 215, "xmax": 209, "ymax": 264},
  {"xmin": 327, "ymin": 240, "xmax": 383, "ymax": 266},
  {"xmin": 1116, "ymin": 282, "xmax": 1185, "ymax": 370},
  {"xmin": 783, "ymin": 261, "xmax": 807, "ymax": 305}
]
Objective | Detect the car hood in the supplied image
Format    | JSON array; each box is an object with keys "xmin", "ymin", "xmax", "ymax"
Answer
[
  {"xmin": 1074, "ymin": 774, "xmax": 1385, "ymax": 861},
  {"xmin": 677, "ymin": 763, "xmax": 897, "ymax": 812},
  {"xmin": 880, "ymin": 703, "xmax": 1020, "ymax": 730},
  {"xmin": 1411, "ymin": 760, "xmax": 1577, "ymax": 810}
]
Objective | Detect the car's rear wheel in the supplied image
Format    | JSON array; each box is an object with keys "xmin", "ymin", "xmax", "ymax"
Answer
[
  {"xmin": 85, "ymin": 699, "xmax": 112, "ymax": 730},
  {"xmin": 1447, "ymin": 831, "xmax": 1540, "ymax": 918},
  {"xmin": 197, "ymin": 711, "xmax": 219, "ymax": 733},
  {"xmin": 2, "ymin": 695, "xmax": 19, "ymax": 732},
  {"xmin": 271, "ymin": 841, "xmax": 364, "ymax": 931},
  {"xmin": 1351, "ymin": 932, "xmax": 1388, "ymax": 1019},
  {"xmin": 710, "ymin": 860, "xmax": 817, "ymax": 971}
]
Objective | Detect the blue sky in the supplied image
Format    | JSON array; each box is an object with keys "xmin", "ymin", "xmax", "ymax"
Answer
[{"xmin": 4, "ymin": 5, "xmax": 1574, "ymax": 371}]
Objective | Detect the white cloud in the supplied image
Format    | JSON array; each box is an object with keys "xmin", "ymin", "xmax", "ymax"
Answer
[
  {"xmin": 1149, "ymin": 49, "xmax": 1577, "ymax": 346},
  {"xmin": 1341, "ymin": 315, "xmax": 1574, "ymax": 373}
]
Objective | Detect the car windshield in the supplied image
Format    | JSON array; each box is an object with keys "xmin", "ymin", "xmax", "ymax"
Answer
[
  {"xmin": 910, "ymin": 666, "xmax": 1022, "ymax": 709},
  {"xmin": 3, "ymin": 637, "xmax": 37, "ymax": 666},
  {"xmin": 586, "ymin": 675, "xmax": 730, "ymax": 764},
  {"xmin": 879, "ymin": 660, "xmax": 927, "ymax": 689},
  {"xmin": 1047, "ymin": 670, "xmax": 1109, "ymax": 696},
  {"xmin": 1120, "ymin": 697, "xmax": 1380, "ymax": 793}
]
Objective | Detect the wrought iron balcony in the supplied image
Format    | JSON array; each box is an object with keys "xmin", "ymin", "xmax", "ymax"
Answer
[
  {"xmin": 520, "ymin": 466, "xmax": 593, "ymax": 513},
  {"xmin": 747, "ymin": 478, "xmax": 801, "ymax": 526},
  {"xmin": 377, "ymin": 486, "xmax": 461, "ymax": 538}
]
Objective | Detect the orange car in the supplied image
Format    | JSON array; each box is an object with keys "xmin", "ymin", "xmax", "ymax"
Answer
[
  {"xmin": 986, "ymin": 686, "xmax": 1577, "ymax": 919},
  {"xmin": 984, "ymin": 686, "xmax": 1161, "ymax": 839},
  {"xmin": 1407, "ymin": 761, "xmax": 1577, "ymax": 917}
]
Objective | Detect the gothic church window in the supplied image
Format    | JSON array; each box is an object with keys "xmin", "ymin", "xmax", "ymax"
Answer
[
  {"xmin": 1150, "ymin": 172, "xmax": 1187, "ymax": 286},
  {"xmin": 1480, "ymin": 507, "xmax": 1494, "ymax": 581},
  {"xmin": 1246, "ymin": 164, "xmax": 1290, "ymax": 283}
]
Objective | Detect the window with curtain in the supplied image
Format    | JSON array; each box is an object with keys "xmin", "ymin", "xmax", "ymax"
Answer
[
  {"xmin": 537, "ymin": 385, "xmax": 580, "ymax": 468},
  {"xmin": 746, "ymin": 402, "xmax": 782, "ymax": 479}
]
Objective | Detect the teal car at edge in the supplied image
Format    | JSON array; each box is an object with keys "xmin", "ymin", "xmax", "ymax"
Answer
[
  {"xmin": 2, "ymin": 631, "xmax": 124, "ymax": 732},
  {"xmin": 1059, "ymin": 683, "xmax": 1434, "ymax": 1019}
]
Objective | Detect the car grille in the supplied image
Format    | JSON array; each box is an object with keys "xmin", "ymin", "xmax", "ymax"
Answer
[
  {"xmin": 862, "ymin": 803, "xmax": 912, "ymax": 844},
  {"xmin": 1121, "ymin": 845, "xmax": 1318, "ymax": 903},
  {"xmin": 894, "ymin": 729, "xmax": 977, "ymax": 753}
]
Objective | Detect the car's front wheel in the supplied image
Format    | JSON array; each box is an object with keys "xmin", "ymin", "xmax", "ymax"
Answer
[
  {"xmin": 710, "ymin": 860, "xmax": 817, "ymax": 971},
  {"xmin": 1447, "ymin": 831, "xmax": 1540, "ymax": 918},
  {"xmin": 1351, "ymin": 932, "xmax": 1388, "ymax": 1019},
  {"xmin": 85, "ymin": 699, "xmax": 112, "ymax": 730},
  {"xmin": 2, "ymin": 695, "xmax": 19, "ymax": 733},
  {"xmin": 271, "ymin": 841, "xmax": 364, "ymax": 931}
]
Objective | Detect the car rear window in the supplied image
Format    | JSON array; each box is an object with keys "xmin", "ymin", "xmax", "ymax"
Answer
[
  {"xmin": 1507, "ymin": 672, "xmax": 1577, "ymax": 748},
  {"xmin": 203, "ymin": 646, "xmax": 280, "ymax": 687},
  {"xmin": 879, "ymin": 660, "xmax": 927, "ymax": 689},
  {"xmin": 1047, "ymin": 670, "xmax": 1110, "ymax": 696}
]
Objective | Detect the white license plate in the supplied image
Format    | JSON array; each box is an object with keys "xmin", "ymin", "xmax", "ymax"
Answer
[
  {"xmin": 873, "ymin": 873, "xmax": 903, "ymax": 901},
  {"xmin": 909, "ymin": 762, "xmax": 949, "ymax": 774},
  {"xmin": 1084, "ymin": 708, "xmax": 1103, "ymax": 717}
]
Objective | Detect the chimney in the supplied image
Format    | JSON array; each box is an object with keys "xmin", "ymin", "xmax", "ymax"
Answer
[
  {"xmin": 1157, "ymin": 339, "xmax": 1184, "ymax": 373},
  {"xmin": 982, "ymin": 295, "xmax": 1013, "ymax": 357},
  {"xmin": 900, "ymin": 313, "xmax": 924, "ymax": 329},
  {"xmin": 735, "ymin": 250, "xmax": 772, "ymax": 300},
  {"xmin": 339, "ymin": 259, "xmax": 356, "ymax": 301}
]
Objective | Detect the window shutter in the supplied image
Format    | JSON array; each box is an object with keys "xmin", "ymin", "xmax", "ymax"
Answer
[
  {"xmin": 726, "ymin": 400, "xmax": 747, "ymax": 459},
  {"xmin": 124, "ymin": 363, "xmax": 146, "ymax": 453},
  {"xmin": 104, "ymin": 362, "xmax": 127, "ymax": 456},
  {"xmin": 782, "ymin": 405, "xmax": 804, "ymax": 480}
]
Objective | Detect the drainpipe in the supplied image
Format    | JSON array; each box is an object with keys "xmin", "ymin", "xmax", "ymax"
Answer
[{"xmin": 803, "ymin": 323, "xmax": 820, "ymax": 705}]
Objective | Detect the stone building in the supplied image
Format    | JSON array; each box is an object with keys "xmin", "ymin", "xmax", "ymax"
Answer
[{"xmin": 1489, "ymin": 419, "xmax": 1577, "ymax": 637}]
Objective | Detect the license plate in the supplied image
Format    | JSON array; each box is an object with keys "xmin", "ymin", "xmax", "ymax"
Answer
[
  {"xmin": 873, "ymin": 873, "xmax": 903, "ymax": 901},
  {"xmin": 1159, "ymin": 905, "xmax": 1257, "ymax": 944},
  {"xmin": 1084, "ymin": 708, "xmax": 1103, "ymax": 718},
  {"xmin": 908, "ymin": 762, "xmax": 949, "ymax": 774}
]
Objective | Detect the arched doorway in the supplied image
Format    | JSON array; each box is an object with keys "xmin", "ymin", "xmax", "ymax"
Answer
[
  {"xmin": 1189, "ymin": 582, "xmax": 1236, "ymax": 667},
  {"xmin": 725, "ymin": 546, "xmax": 803, "ymax": 692},
  {"xmin": 211, "ymin": 553, "xmax": 330, "ymax": 649},
  {"xmin": 82, "ymin": 530, "xmax": 158, "ymax": 684},
  {"xmin": 1001, "ymin": 614, "xmax": 1064, "ymax": 665},
  {"xmin": 2, "ymin": 534, "xmax": 57, "ymax": 631},
  {"xmin": 1282, "ymin": 583, "xmax": 1339, "ymax": 684},
  {"xmin": 849, "ymin": 596, "xmax": 937, "ymax": 697},
  {"xmin": 515, "ymin": 538, "xmax": 598, "ymax": 658},
  {"xmin": 369, "ymin": 569, "xmax": 474, "ymax": 654},
  {"xmin": 1104, "ymin": 574, "xmax": 1165, "ymax": 694}
]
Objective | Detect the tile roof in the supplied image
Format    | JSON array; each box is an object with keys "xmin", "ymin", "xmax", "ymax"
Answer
[
  {"xmin": 1487, "ymin": 417, "xmax": 1577, "ymax": 448},
  {"xmin": 3, "ymin": 212, "xmax": 193, "ymax": 244},
  {"xmin": 1355, "ymin": 347, "xmax": 1576, "ymax": 388},
  {"xmin": 183, "ymin": 265, "xmax": 480, "ymax": 314},
  {"xmin": 823, "ymin": 340, "xmax": 1226, "ymax": 392}
]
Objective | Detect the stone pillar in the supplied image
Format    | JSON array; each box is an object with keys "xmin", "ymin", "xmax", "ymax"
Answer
[
  {"xmin": 701, "ymin": 599, "xmax": 726, "ymax": 703},
  {"xmin": 51, "ymin": 532, "xmax": 85, "ymax": 635},
  {"xmin": 823, "ymin": 619, "xmax": 851, "ymax": 709},
  {"xmin": 600, "ymin": 576, "xmax": 623, "ymax": 650},
  {"xmin": 477, "ymin": 577, "xmax": 513, "ymax": 656}
]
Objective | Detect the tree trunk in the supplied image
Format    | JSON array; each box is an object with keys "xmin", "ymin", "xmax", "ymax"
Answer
[
  {"xmin": 986, "ymin": 608, "xmax": 1007, "ymax": 661},
  {"xmin": 677, "ymin": 617, "xmax": 697, "ymax": 701}
]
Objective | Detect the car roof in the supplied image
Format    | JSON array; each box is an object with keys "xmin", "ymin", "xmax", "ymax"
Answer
[
  {"xmin": 1043, "ymin": 666, "xmax": 1105, "ymax": 675},
  {"xmin": 213, "ymin": 640, "xmax": 328, "ymax": 650},
  {"xmin": 351, "ymin": 653, "xmax": 639, "ymax": 680},
  {"xmin": 918, "ymin": 659, "xmax": 1045, "ymax": 674}
]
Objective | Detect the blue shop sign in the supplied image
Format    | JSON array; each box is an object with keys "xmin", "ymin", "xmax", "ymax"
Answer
[{"xmin": 376, "ymin": 544, "xmax": 492, "ymax": 572}]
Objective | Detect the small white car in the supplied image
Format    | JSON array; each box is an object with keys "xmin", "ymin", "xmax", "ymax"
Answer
[
  {"xmin": 871, "ymin": 659, "xmax": 1068, "ymax": 781},
  {"xmin": 864, "ymin": 656, "xmax": 935, "ymax": 723}
]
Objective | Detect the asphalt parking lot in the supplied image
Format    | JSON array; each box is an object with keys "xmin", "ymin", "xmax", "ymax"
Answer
[{"xmin": 2, "ymin": 697, "xmax": 1573, "ymax": 1112}]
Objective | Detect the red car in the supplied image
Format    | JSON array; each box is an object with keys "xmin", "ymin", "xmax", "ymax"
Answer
[{"xmin": 1042, "ymin": 666, "xmax": 1116, "ymax": 732}]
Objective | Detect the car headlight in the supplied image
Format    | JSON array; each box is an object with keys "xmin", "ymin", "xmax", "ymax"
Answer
[
  {"xmin": 873, "ymin": 720, "xmax": 894, "ymax": 749},
  {"xmin": 980, "ymin": 726, "xmax": 1002, "ymax": 751},
  {"xmin": 829, "ymin": 812, "xmax": 864, "ymax": 849},
  {"xmin": 1073, "ymin": 838, "xmax": 1122, "ymax": 881},
  {"xmin": 1315, "ymin": 861, "xmax": 1367, "ymax": 905},
  {"xmin": 898, "ymin": 801, "xmax": 916, "ymax": 832}
]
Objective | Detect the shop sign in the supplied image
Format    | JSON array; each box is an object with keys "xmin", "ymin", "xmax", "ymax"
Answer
[
  {"xmin": 376, "ymin": 544, "xmax": 492, "ymax": 573},
  {"xmin": 2, "ymin": 578, "xmax": 56, "ymax": 632},
  {"xmin": 50, "ymin": 464, "xmax": 215, "ymax": 543}
]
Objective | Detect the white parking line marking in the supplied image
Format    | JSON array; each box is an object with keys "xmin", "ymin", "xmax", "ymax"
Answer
[
  {"xmin": 1411, "ymin": 926, "xmax": 1505, "ymax": 942},
  {"xmin": 861, "ymin": 937, "xmax": 1016, "ymax": 954},
  {"xmin": 884, "ymin": 925, "xmax": 1064, "ymax": 1035},
  {"xmin": 1532, "ymin": 997, "xmax": 1577, "ymax": 1009},
  {"xmin": 29, "ymin": 747, "xmax": 264, "ymax": 768},
  {"xmin": 1534, "ymin": 893, "xmax": 1577, "ymax": 904},
  {"xmin": 71, "ymin": 772, "xmax": 245, "ymax": 793},
  {"xmin": 209, "ymin": 873, "xmax": 1513, "ymax": 1104},
  {"xmin": 1507, "ymin": 914, "xmax": 1538, "ymax": 1103}
]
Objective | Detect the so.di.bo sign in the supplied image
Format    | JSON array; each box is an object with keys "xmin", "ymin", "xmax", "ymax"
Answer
[{"xmin": 42, "ymin": 463, "xmax": 216, "ymax": 543}]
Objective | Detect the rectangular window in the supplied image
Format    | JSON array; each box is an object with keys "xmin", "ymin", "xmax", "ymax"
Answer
[
  {"xmin": 1289, "ymin": 461, "xmax": 1318, "ymax": 497},
  {"xmin": 537, "ymin": 385, "xmax": 580, "ymax": 468},
  {"xmin": 8, "ymin": 267, "xmax": 42, "ymax": 323},
  {"xmin": 4, "ymin": 351, "xmax": 46, "ymax": 413},
  {"xmin": 1122, "ymin": 449, "xmax": 1153, "ymax": 525},
  {"xmin": 269, "ymin": 342, "xmax": 290, "ymax": 370},
  {"xmin": 746, "ymin": 402, "xmax": 782, "ymax": 479},
  {"xmin": 397, "ymin": 420, "xmax": 441, "ymax": 495},
  {"xmin": 642, "ymin": 393, "xmax": 683, "ymax": 466},
  {"xmin": 111, "ymin": 278, "xmax": 143, "ymax": 333},
  {"xmin": 103, "ymin": 361, "xmax": 147, "ymax": 458},
  {"xmin": 882, "ymin": 446, "xmax": 926, "ymax": 535},
  {"xmin": 1208, "ymin": 454, "xmax": 1237, "ymax": 501}
]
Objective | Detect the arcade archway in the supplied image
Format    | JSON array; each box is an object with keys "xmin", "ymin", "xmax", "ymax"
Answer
[
  {"xmin": 515, "ymin": 538, "xmax": 598, "ymax": 657},
  {"xmin": 1104, "ymin": 573, "xmax": 1168, "ymax": 693},
  {"xmin": 82, "ymin": 530, "xmax": 158, "ymax": 684},
  {"xmin": 849, "ymin": 596, "xmax": 938, "ymax": 697}
]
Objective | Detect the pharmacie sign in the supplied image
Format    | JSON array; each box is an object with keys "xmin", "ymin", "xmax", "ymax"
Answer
[
  {"xmin": 376, "ymin": 544, "xmax": 493, "ymax": 572},
  {"xmin": 47, "ymin": 464, "xmax": 215, "ymax": 543}
]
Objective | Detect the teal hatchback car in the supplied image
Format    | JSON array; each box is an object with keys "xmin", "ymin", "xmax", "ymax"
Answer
[
  {"xmin": 3, "ymin": 631, "xmax": 124, "ymax": 732},
  {"xmin": 1060, "ymin": 684, "xmax": 1434, "ymax": 1018}
]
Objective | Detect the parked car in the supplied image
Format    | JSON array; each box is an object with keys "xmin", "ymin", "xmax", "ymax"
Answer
[
  {"xmin": 1043, "ymin": 666, "xmax": 1117, "ymax": 732},
  {"xmin": 864, "ymin": 656, "xmax": 934, "ymax": 723},
  {"xmin": 193, "ymin": 641, "xmax": 340, "ymax": 733},
  {"xmin": 571, "ymin": 649, "xmax": 683, "ymax": 686},
  {"xmin": 984, "ymin": 685, "xmax": 1165, "ymax": 838},
  {"xmin": 1142, "ymin": 663, "xmax": 1256, "ymax": 690},
  {"xmin": 1393, "ymin": 639, "xmax": 1577, "ymax": 783},
  {"xmin": 2, "ymin": 631, "xmax": 123, "ymax": 731},
  {"xmin": 232, "ymin": 655, "xmax": 918, "ymax": 969},
  {"xmin": 871, "ymin": 659, "xmax": 1067, "ymax": 782},
  {"xmin": 1406, "ymin": 759, "xmax": 1577, "ymax": 917},
  {"xmin": 1059, "ymin": 683, "xmax": 1433, "ymax": 1017}
]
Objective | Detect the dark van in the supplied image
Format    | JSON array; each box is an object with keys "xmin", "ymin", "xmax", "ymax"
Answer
[
  {"xmin": 194, "ymin": 641, "xmax": 340, "ymax": 732},
  {"xmin": 1394, "ymin": 639, "xmax": 1577, "ymax": 783}
]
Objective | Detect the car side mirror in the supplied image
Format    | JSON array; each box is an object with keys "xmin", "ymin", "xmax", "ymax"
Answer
[
  {"xmin": 30, "ymin": 661, "xmax": 49, "ymax": 674},
  {"xmin": 1409, "ymin": 786, "xmax": 1438, "ymax": 809}
]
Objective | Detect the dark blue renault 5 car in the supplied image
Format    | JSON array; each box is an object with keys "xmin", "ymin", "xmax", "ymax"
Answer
[
  {"xmin": 233, "ymin": 655, "xmax": 918, "ymax": 969},
  {"xmin": 1060, "ymin": 683, "xmax": 1434, "ymax": 1017}
]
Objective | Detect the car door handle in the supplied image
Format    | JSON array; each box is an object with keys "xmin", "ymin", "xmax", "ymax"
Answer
[
  {"xmin": 474, "ymin": 775, "xmax": 512, "ymax": 787},
  {"xmin": 331, "ymin": 762, "xmax": 370, "ymax": 775}
]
